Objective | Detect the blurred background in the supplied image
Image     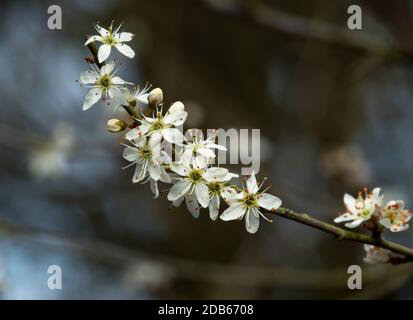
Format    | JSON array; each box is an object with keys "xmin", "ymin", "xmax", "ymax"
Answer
[{"xmin": 1, "ymin": 0, "xmax": 413, "ymax": 299}]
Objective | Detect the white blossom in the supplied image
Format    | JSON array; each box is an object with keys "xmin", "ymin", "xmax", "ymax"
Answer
[
  {"xmin": 220, "ymin": 171, "xmax": 282, "ymax": 234},
  {"xmin": 180, "ymin": 129, "xmax": 227, "ymax": 169},
  {"xmin": 205, "ymin": 168, "xmax": 238, "ymax": 220},
  {"xmin": 334, "ymin": 188, "xmax": 383, "ymax": 229},
  {"xmin": 167, "ymin": 163, "xmax": 229, "ymax": 218},
  {"xmin": 123, "ymin": 137, "xmax": 171, "ymax": 198},
  {"xmin": 379, "ymin": 200, "xmax": 412, "ymax": 232},
  {"xmin": 111, "ymin": 84, "xmax": 151, "ymax": 112},
  {"xmin": 85, "ymin": 22, "xmax": 135, "ymax": 63},
  {"xmin": 79, "ymin": 60, "xmax": 131, "ymax": 110},
  {"xmin": 363, "ymin": 245, "xmax": 405, "ymax": 264},
  {"xmin": 125, "ymin": 101, "xmax": 187, "ymax": 145}
]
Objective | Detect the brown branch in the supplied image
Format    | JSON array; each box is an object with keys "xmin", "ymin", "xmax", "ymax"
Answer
[{"xmin": 272, "ymin": 208, "xmax": 413, "ymax": 263}]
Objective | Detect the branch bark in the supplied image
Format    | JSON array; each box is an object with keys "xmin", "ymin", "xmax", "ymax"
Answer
[{"xmin": 272, "ymin": 208, "xmax": 413, "ymax": 263}]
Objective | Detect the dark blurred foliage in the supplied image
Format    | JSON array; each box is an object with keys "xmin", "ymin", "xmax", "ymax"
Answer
[{"xmin": 1, "ymin": 0, "xmax": 413, "ymax": 299}]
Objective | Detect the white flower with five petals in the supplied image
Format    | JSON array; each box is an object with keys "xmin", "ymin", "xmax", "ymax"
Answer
[
  {"xmin": 220, "ymin": 171, "xmax": 282, "ymax": 234},
  {"xmin": 379, "ymin": 200, "xmax": 412, "ymax": 232},
  {"xmin": 204, "ymin": 168, "xmax": 238, "ymax": 220},
  {"xmin": 79, "ymin": 61, "xmax": 131, "ymax": 110},
  {"xmin": 85, "ymin": 22, "xmax": 135, "ymax": 63},
  {"xmin": 123, "ymin": 137, "xmax": 171, "ymax": 198},
  {"xmin": 334, "ymin": 188, "xmax": 383, "ymax": 229},
  {"xmin": 125, "ymin": 102, "xmax": 187, "ymax": 145},
  {"xmin": 167, "ymin": 163, "xmax": 229, "ymax": 218},
  {"xmin": 180, "ymin": 129, "xmax": 227, "ymax": 169}
]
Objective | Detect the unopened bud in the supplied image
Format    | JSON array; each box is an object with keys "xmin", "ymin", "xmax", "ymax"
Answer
[
  {"xmin": 148, "ymin": 88, "xmax": 163, "ymax": 106},
  {"xmin": 107, "ymin": 119, "xmax": 127, "ymax": 133}
]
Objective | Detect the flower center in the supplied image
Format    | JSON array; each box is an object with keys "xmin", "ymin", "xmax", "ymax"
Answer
[
  {"xmin": 208, "ymin": 182, "xmax": 221, "ymax": 195},
  {"xmin": 150, "ymin": 119, "xmax": 165, "ymax": 131},
  {"xmin": 139, "ymin": 145, "xmax": 152, "ymax": 160},
  {"xmin": 97, "ymin": 74, "xmax": 112, "ymax": 89},
  {"xmin": 361, "ymin": 209, "xmax": 371, "ymax": 217},
  {"xmin": 243, "ymin": 193, "xmax": 258, "ymax": 208},
  {"xmin": 104, "ymin": 33, "xmax": 117, "ymax": 45},
  {"xmin": 188, "ymin": 169, "xmax": 203, "ymax": 183}
]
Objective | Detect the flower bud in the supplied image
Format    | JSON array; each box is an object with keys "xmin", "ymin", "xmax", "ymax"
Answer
[
  {"xmin": 107, "ymin": 119, "xmax": 127, "ymax": 133},
  {"xmin": 148, "ymin": 88, "xmax": 163, "ymax": 106}
]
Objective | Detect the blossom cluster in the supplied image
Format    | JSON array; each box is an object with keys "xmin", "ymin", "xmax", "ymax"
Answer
[
  {"xmin": 78, "ymin": 22, "xmax": 412, "ymax": 264},
  {"xmin": 334, "ymin": 187, "xmax": 412, "ymax": 232},
  {"xmin": 334, "ymin": 187, "xmax": 412, "ymax": 263},
  {"xmin": 79, "ymin": 23, "xmax": 282, "ymax": 234}
]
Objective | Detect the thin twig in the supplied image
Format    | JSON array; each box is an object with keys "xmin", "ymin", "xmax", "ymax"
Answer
[{"xmin": 273, "ymin": 208, "xmax": 413, "ymax": 263}]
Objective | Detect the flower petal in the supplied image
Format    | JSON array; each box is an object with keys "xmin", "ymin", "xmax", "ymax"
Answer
[
  {"xmin": 150, "ymin": 179, "xmax": 159, "ymax": 198},
  {"xmin": 379, "ymin": 218, "xmax": 393, "ymax": 229},
  {"xmin": 164, "ymin": 110, "xmax": 188, "ymax": 127},
  {"xmin": 221, "ymin": 187, "xmax": 238, "ymax": 205},
  {"xmin": 82, "ymin": 88, "xmax": 102, "ymax": 110},
  {"xmin": 98, "ymin": 44, "xmax": 112, "ymax": 63},
  {"xmin": 220, "ymin": 203, "xmax": 245, "ymax": 221},
  {"xmin": 209, "ymin": 143, "xmax": 227, "ymax": 151},
  {"xmin": 148, "ymin": 161, "xmax": 161, "ymax": 181},
  {"xmin": 84, "ymin": 35, "xmax": 103, "ymax": 46},
  {"xmin": 111, "ymin": 76, "xmax": 129, "ymax": 85},
  {"xmin": 125, "ymin": 127, "xmax": 146, "ymax": 141},
  {"xmin": 172, "ymin": 196, "xmax": 185, "ymax": 207},
  {"xmin": 343, "ymin": 193, "xmax": 356, "ymax": 214},
  {"xmin": 185, "ymin": 194, "xmax": 200, "ymax": 219},
  {"xmin": 162, "ymin": 128, "xmax": 185, "ymax": 144},
  {"xmin": 132, "ymin": 162, "xmax": 145, "ymax": 183},
  {"xmin": 195, "ymin": 183, "xmax": 209, "ymax": 208},
  {"xmin": 203, "ymin": 167, "xmax": 229, "ymax": 182},
  {"xmin": 180, "ymin": 148, "xmax": 194, "ymax": 166},
  {"xmin": 123, "ymin": 146, "xmax": 139, "ymax": 162},
  {"xmin": 344, "ymin": 218, "xmax": 364, "ymax": 229},
  {"xmin": 168, "ymin": 101, "xmax": 185, "ymax": 113},
  {"xmin": 115, "ymin": 32, "xmax": 133, "ymax": 42},
  {"xmin": 108, "ymin": 86, "xmax": 122, "ymax": 100},
  {"xmin": 209, "ymin": 195, "xmax": 220, "ymax": 221},
  {"xmin": 257, "ymin": 193, "xmax": 282, "ymax": 211},
  {"xmin": 371, "ymin": 187, "xmax": 383, "ymax": 206},
  {"xmin": 136, "ymin": 93, "xmax": 149, "ymax": 104},
  {"xmin": 167, "ymin": 180, "xmax": 191, "ymax": 202},
  {"xmin": 194, "ymin": 155, "xmax": 209, "ymax": 169},
  {"xmin": 159, "ymin": 166, "xmax": 172, "ymax": 183},
  {"xmin": 95, "ymin": 24, "xmax": 109, "ymax": 37},
  {"xmin": 100, "ymin": 60, "xmax": 115, "ymax": 75},
  {"xmin": 334, "ymin": 212, "xmax": 357, "ymax": 223},
  {"xmin": 246, "ymin": 171, "xmax": 258, "ymax": 194},
  {"xmin": 170, "ymin": 163, "xmax": 190, "ymax": 176},
  {"xmin": 79, "ymin": 70, "xmax": 99, "ymax": 84},
  {"xmin": 245, "ymin": 209, "xmax": 260, "ymax": 234},
  {"xmin": 197, "ymin": 146, "xmax": 216, "ymax": 159},
  {"xmin": 115, "ymin": 43, "xmax": 135, "ymax": 58}
]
